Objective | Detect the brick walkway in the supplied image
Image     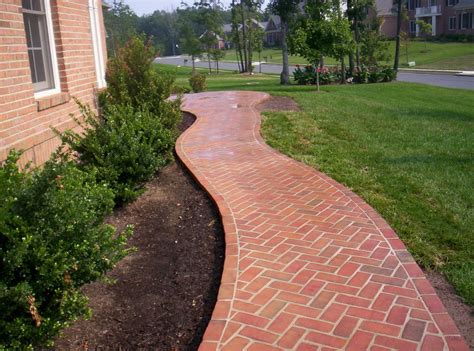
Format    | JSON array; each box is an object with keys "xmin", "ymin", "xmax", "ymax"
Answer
[{"xmin": 177, "ymin": 91, "xmax": 468, "ymax": 351}]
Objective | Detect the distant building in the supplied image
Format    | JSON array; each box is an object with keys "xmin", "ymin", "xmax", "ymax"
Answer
[{"xmin": 374, "ymin": 0, "xmax": 474, "ymax": 37}]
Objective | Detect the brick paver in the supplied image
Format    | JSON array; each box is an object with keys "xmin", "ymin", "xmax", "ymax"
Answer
[{"xmin": 177, "ymin": 91, "xmax": 468, "ymax": 351}]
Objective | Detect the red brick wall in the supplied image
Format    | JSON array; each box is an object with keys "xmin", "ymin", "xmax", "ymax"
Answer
[{"xmin": 0, "ymin": 0, "xmax": 107, "ymax": 167}]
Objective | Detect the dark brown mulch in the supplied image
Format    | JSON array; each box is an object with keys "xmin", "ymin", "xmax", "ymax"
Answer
[
  {"xmin": 55, "ymin": 113, "xmax": 224, "ymax": 350},
  {"xmin": 257, "ymin": 95, "xmax": 300, "ymax": 112}
]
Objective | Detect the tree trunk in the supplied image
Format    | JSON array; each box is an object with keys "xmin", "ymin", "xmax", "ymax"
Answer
[
  {"xmin": 319, "ymin": 55, "xmax": 324, "ymax": 68},
  {"xmin": 248, "ymin": 21, "xmax": 253, "ymax": 73},
  {"xmin": 280, "ymin": 20, "xmax": 290, "ymax": 85},
  {"xmin": 349, "ymin": 52, "xmax": 355, "ymax": 75},
  {"xmin": 240, "ymin": 1, "xmax": 248, "ymax": 72},
  {"xmin": 192, "ymin": 54, "xmax": 195, "ymax": 73},
  {"xmin": 340, "ymin": 56, "xmax": 346, "ymax": 84},
  {"xmin": 208, "ymin": 52, "xmax": 212, "ymax": 74},
  {"xmin": 217, "ymin": 59, "xmax": 219, "ymax": 74},
  {"xmin": 355, "ymin": 18, "xmax": 361, "ymax": 67},
  {"xmin": 394, "ymin": 0, "xmax": 403, "ymax": 71}
]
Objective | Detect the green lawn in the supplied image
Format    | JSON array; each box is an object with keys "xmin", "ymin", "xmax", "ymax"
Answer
[
  {"xmin": 158, "ymin": 64, "xmax": 474, "ymax": 305},
  {"xmin": 220, "ymin": 41, "xmax": 474, "ymax": 70}
]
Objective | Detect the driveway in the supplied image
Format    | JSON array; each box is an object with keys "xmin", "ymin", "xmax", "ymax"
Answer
[{"xmin": 155, "ymin": 56, "xmax": 474, "ymax": 90}]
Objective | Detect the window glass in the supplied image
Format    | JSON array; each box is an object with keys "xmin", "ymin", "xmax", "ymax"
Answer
[{"xmin": 22, "ymin": 0, "xmax": 55, "ymax": 92}]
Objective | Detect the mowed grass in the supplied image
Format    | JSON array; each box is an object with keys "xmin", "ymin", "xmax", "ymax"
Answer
[
  {"xmin": 157, "ymin": 63, "xmax": 474, "ymax": 305},
  {"xmin": 220, "ymin": 41, "xmax": 474, "ymax": 70}
]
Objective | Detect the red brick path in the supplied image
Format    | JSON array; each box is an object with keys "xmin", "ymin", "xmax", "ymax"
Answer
[{"xmin": 177, "ymin": 91, "xmax": 468, "ymax": 351}]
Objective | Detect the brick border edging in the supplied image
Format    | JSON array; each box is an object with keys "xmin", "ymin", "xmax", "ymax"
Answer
[{"xmin": 176, "ymin": 91, "xmax": 468, "ymax": 350}]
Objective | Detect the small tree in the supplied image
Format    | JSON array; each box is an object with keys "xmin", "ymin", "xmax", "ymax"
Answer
[
  {"xmin": 290, "ymin": 0, "xmax": 353, "ymax": 87},
  {"xmin": 210, "ymin": 48, "xmax": 226, "ymax": 73},
  {"xmin": 360, "ymin": 18, "xmax": 391, "ymax": 67},
  {"xmin": 180, "ymin": 25, "xmax": 202, "ymax": 73},
  {"xmin": 416, "ymin": 20, "xmax": 432, "ymax": 52}
]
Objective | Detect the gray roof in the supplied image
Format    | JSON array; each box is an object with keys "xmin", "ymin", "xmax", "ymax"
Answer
[{"xmin": 454, "ymin": 0, "xmax": 474, "ymax": 10}]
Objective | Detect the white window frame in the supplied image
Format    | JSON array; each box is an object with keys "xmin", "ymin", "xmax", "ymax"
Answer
[
  {"xmin": 23, "ymin": 0, "xmax": 61, "ymax": 99},
  {"xmin": 89, "ymin": 0, "xmax": 106, "ymax": 89}
]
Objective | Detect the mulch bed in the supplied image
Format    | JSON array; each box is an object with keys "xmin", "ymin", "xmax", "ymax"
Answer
[{"xmin": 55, "ymin": 113, "xmax": 224, "ymax": 350}]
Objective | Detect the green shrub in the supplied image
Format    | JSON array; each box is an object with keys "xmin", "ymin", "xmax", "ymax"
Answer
[
  {"xmin": 380, "ymin": 66, "xmax": 397, "ymax": 82},
  {"xmin": 0, "ymin": 151, "xmax": 132, "ymax": 349},
  {"xmin": 189, "ymin": 72, "xmax": 207, "ymax": 93},
  {"xmin": 104, "ymin": 35, "xmax": 181, "ymax": 132},
  {"xmin": 57, "ymin": 100, "xmax": 176, "ymax": 203}
]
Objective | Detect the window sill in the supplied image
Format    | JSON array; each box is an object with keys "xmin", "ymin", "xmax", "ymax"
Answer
[{"xmin": 36, "ymin": 92, "xmax": 70, "ymax": 111}]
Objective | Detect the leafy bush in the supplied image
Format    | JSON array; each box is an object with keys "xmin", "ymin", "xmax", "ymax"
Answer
[
  {"xmin": 354, "ymin": 65, "xmax": 369, "ymax": 84},
  {"xmin": 380, "ymin": 66, "xmax": 397, "ymax": 82},
  {"xmin": 0, "ymin": 151, "xmax": 131, "ymax": 349},
  {"xmin": 294, "ymin": 64, "xmax": 396, "ymax": 85},
  {"xmin": 104, "ymin": 35, "xmax": 181, "ymax": 131},
  {"xmin": 57, "ymin": 101, "xmax": 177, "ymax": 203},
  {"xmin": 189, "ymin": 72, "xmax": 207, "ymax": 93}
]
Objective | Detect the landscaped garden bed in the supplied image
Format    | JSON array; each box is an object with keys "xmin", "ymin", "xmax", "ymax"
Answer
[{"xmin": 55, "ymin": 113, "xmax": 224, "ymax": 349}]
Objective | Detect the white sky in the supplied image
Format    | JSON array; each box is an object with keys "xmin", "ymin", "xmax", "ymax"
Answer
[{"xmin": 124, "ymin": 0, "xmax": 234, "ymax": 15}]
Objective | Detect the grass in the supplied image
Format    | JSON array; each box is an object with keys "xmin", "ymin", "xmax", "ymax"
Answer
[
  {"xmin": 220, "ymin": 41, "xmax": 474, "ymax": 70},
  {"xmin": 158, "ymin": 63, "xmax": 474, "ymax": 305}
]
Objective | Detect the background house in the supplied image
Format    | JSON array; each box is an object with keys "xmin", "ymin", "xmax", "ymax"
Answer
[
  {"xmin": 0, "ymin": 0, "xmax": 107, "ymax": 167},
  {"xmin": 375, "ymin": 0, "xmax": 474, "ymax": 37}
]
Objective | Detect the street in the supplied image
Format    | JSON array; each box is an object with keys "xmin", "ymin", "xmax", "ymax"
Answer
[{"xmin": 155, "ymin": 56, "xmax": 474, "ymax": 91}]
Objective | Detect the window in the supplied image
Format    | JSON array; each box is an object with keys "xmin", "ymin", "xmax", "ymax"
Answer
[
  {"xmin": 22, "ymin": 0, "xmax": 59, "ymax": 97},
  {"xmin": 410, "ymin": 20, "xmax": 417, "ymax": 33},
  {"xmin": 89, "ymin": 0, "xmax": 106, "ymax": 89},
  {"xmin": 446, "ymin": 0, "xmax": 459, "ymax": 6},
  {"xmin": 461, "ymin": 12, "xmax": 473, "ymax": 29},
  {"xmin": 449, "ymin": 17, "xmax": 456, "ymax": 30}
]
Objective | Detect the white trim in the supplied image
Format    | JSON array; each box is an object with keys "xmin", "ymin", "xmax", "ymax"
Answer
[
  {"xmin": 33, "ymin": 0, "xmax": 61, "ymax": 99},
  {"xmin": 89, "ymin": 0, "xmax": 106, "ymax": 89}
]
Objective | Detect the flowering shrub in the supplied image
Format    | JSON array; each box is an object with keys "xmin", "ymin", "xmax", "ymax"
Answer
[
  {"xmin": 294, "ymin": 64, "xmax": 396, "ymax": 85},
  {"xmin": 0, "ymin": 151, "xmax": 132, "ymax": 349},
  {"xmin": 189, "ymin": 72, "xmax": 207, "ymax": 93}
]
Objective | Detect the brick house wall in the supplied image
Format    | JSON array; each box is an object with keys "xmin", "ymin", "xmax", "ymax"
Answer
[{"xmin": 0, "ymin": 0, "xmax": 107, "ymax": 168}]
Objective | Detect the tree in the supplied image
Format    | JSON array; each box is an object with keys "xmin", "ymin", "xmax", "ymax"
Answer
[
  {"xmin": 290, "ymin": 0, "xmax": 354, "ymax": 86},
  {"xmin": 393, "ymin": 0, "xmax": 406, "ymax": 71},
  {"xmin": 179, "ymin": 23, "xmax": 202, "ymax": 72},
  {"xmin": 196, "ymin": 0, "xmax": 224, "ymax": 74},
  {"xmin": 211, "ymin": 49, "xmax": 226, "ymax": 73},
  {"xmin": 270, "ymin": 0, "xmax": 300, "ymax": 84},
  {"xmin": 416, "ymin": 20, "xmax": 432, "ymax": 52},
  {"xmin": 360, "ymin": 17, "xmax": 391, "ymax": 66},
  {"xmin": 103, "ymin": 0, "xmax": 138, "ymax": 56},
  {"xmin": 346, "ymin": 0, "xmax": 374, "ymax": 70}
]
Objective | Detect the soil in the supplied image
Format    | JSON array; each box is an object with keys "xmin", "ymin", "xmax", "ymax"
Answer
[
  {"xmin": 257, "ymin": 95, "xmax": 300, "ymax": 112},
  {"xmin": 426, "ymin": 272, "xmax": 474, "ymax": 349},
  {"xmin": 55, "ymin": 113, "xmax": 225, "ymax": 350}
]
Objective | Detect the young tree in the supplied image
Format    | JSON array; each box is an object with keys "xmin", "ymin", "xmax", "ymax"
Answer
[
  {"xmin": 416, "ymin": 20, "xmax": 432, "ymax": 52},
  {"xmin": 290, "ymin": 0, "xmax": 354, "ymax": 85},
  {"xmin": 270, "ymin": 0, "xmax": 300, "ymax": 84},
  {"xmin": 179, "ymin": 23, "xmax": 202, "ymax": 72},
  {"xmin": 211, "ymin": 49, "xmax": 226, "ymax": 73},
  {"xmin": 360, "ymin": 17, "xmax": 391, "ymax": 66}
]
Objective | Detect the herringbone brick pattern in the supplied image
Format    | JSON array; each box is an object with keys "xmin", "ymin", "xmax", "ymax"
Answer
[{"xmin": 176, "ymin": 91, "xmax": 468, "ymax": 351}]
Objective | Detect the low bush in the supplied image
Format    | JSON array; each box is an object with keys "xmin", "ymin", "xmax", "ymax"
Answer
[
  {"xmin": 57, "ymin": 101, "xmax": 177, "ymax": 203},
  {"xmin": 189, "ymin": 72, "xmax": 207, "ymax": 93},
  {"xmin": 0, "ymin": 151, "xmax": 132, "ymax": 349},
  {"xmin": 294, "ymin": 64, "xmax": 396, "ymax": 85}
]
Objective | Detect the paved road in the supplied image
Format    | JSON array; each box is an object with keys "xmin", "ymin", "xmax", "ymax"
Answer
[{"xmin": 156, "ymin": 56, "xmax": 474, "ymax": 90}]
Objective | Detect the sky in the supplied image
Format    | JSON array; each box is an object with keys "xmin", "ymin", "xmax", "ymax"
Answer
[{"xmin": 124, "ymin": 0, "xmax": 234, "ymax": 15}]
